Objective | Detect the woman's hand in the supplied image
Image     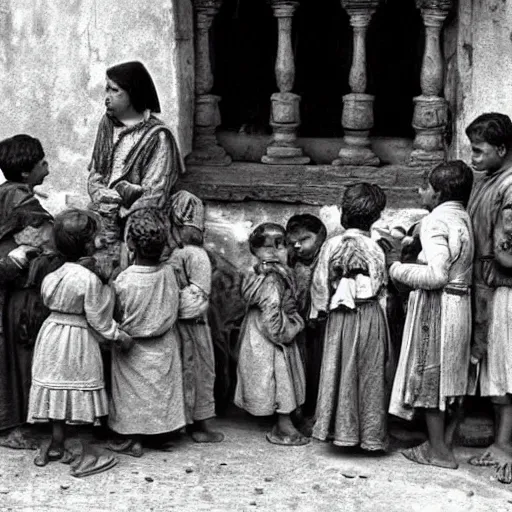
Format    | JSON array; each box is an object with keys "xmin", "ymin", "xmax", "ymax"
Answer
[
  {"xmin": 94, "ymin": 187, "xmax": 123, "ymax": 205},
  {"xmin": 115, "ymin": 329, "xmax": 134, "ymax": 353}
]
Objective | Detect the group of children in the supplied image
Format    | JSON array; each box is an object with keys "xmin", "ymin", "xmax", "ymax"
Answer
[{"xmin": 2, "ymin": 112, "xmax": 512, "ymax": 483}]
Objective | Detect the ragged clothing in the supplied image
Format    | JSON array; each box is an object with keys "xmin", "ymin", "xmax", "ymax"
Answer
[
  {"xmin": 0, "ymin": 181, "xmax": 54, "ymax": 430},
  {"xmin": 311, "ymin": 229, "xmax": 390, "ymax": 451},
  {"xmin": 88, "ymin": 113, "xmax": 183, "ymax": 217},
  {"xmin": 291, "ymin": 254, "xmax": 326, "ymax": 417},
  {"xmin": 170, "ymin": 245, "xmax": 217, "ymax": 423},
  {"xmin": 468, "ymin": 165, "xmax": 512, "ymax": 396},
  {"xmin": 234, "ymin": 263, "xmax": 305, "ymax": 416},
  {"xmin": 389, "ymin": 201, "xmax": 474, "ymax": 419},
  {"xmin": 27, "ymin": 263, "xmax": 121, "ymax": 425},
  {"xmin": 109, "ymin": 263, "xmax": 186, "ymax": 435}
]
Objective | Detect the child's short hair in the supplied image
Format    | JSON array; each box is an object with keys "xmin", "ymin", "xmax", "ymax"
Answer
[
  {"xmin": 53, "ymin": 209, "xmax": 99, "ymax": 262},
  {"xmin": 341, "ymin": 183, "xmax": 386, "ymax": 231},
  {"xmin": 465, "ymin": 113, "xmax": 512, "ymax": 150},
  {"xmin": 0, "ymin": 134, "xmax": 45, "ymax": 182},
  {"xmin": 249, "ymin": 223, "xmax": 286, "ymax": 256},
  {"xmin": 429, "ymin": 160, "xmax": 474, "ymax": 206},
  {"xmin": 286, "ymin": 214, "xmax": 327, "ymax": 239},
  {"xmin": 126, "ymin": 208, "xmax": 167, "ymax": 260}
]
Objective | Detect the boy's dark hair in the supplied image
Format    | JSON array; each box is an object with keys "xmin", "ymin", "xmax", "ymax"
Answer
[
  {"xmin": 286, "ymin": 214, "xmax": 327, "ymax": 240},
  {"xmin": 249, "ymin": 222, "xmax": 286, "ymax": 256},
  {"xmin": 0, "ymin": 134, "xmax": 45, "ymax": 182},
  {"xmin": 53, "ymin": 209, "xmax": 99, "ymax": 262},
  {"xmin": 341, "ymin": 183, "xmax": 386, "ymax": 231},
  {"xmin": 429, "ymin": 160, "xmax": 474, "ymax": 207},
  {"xmin": 465, "ymin": 113, "xmax": 512, "ymax": 150},
  {"xmin": 127, "ymin": 208, "xmax": 167, "ymax": 260}
]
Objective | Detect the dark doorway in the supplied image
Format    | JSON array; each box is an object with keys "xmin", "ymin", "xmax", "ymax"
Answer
[
  {"xmin": 212, "ymin": 0, "xmax": 424, "ymax": 139},
  {"xmin": 367, "ymin": 0, "xmax": 424, "ymax": 137}
]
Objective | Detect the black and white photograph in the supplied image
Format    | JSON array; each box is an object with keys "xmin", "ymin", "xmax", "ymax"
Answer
[{"xmin": 0, "ymin": 0, "xmax": 511, "ymax": 510}]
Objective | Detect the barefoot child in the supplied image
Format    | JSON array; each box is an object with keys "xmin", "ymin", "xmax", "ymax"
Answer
[
  {"xmin": 108, "ymin": 209, "xmax": 186, "ymax": 456},
  {"xmin": 389, "ymin": 161, "xmax": 474, "ymax": 469},
  {"xmin": 235, "ymin": 223, "xmax": 308, "ymax": 446},
  {"xmin": 465, "ymin": 113, "xmax": 512, "ymax": 483},
  {"xmin": 169, "ymin": 191, "xmax": 224, "ymax": 443},
  {"xmin": 27, "ymin": 209, "xmax": 133, "ymax": 469},
  {"xmin": 286, "ymin": 214, "xmax": 327, "ymax": 421},
  {"xmin": 311, "ymin": 183, "xmax": 390, "ymax": 452}
]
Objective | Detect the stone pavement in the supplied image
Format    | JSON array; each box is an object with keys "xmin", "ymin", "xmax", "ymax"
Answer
[{"xmin": 0, "ymin": 412, "xmax": 511, "ymax": 512}]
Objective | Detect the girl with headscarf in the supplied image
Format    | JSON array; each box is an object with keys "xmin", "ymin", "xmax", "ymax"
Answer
[{"xmin": 88, "ymin": 61, "xmax": 184, "ymax": 276}]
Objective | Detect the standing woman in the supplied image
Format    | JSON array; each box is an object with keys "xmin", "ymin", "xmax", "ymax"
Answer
[{"xmin": 88, "ymin": 61, "xmax": 184, "ymax": 274}]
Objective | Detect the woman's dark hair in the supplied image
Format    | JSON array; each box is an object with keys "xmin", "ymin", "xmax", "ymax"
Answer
[
  {"xmin": 0, "ymin": 134, "xmax": 44, "ymax": 182},
  {"xmin": 466, "ymin": 113, "xmax": 512, "ymax": 150},
  {"xmin": 107, "ymin": 61, "xmax": 161, "ymax": 114},
  {"xmin": 127, "ymin": 208, "xmax": 167, "ymax": 260},
  {"xmin": 341, "ymin": 183, "xmax": 386, "ymax": 231},
  {"xmin": 286, "ymin": 214, "xmax": 327, "ymax": 240},
  {"xmin": 53, "ymin": 209, "xmax": 99, "ymax": 262},
  {"xmin": 429, "ymin": 160, "xmax": 474, "ymax": 207},
  {"xmin": 249, "ymin": 223, "xmax": 286, "ymax": 256}
]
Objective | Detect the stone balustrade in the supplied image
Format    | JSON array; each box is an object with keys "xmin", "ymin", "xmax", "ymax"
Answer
[{"xmin": 188, "ymin": 0, "xmax": 454, "ymax": 171}]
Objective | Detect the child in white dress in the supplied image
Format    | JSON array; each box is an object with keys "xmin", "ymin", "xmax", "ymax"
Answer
[{"xmin": 27, "ymin": 209, "xmax": 133, "ymax": 467}]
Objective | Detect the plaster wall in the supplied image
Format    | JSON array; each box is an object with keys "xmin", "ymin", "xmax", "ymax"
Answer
[
  {"xmin": 0, "ymin": 0, "xmax": 194, "ymax": 203},
  {"xmin": 448, "ymin": 0, "xmax": 512, "ymax": 161}
]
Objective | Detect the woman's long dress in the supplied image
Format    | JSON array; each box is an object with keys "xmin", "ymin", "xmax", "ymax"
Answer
[
  {"xmin": 109, "ymin": 263, "xmax": 186, "ymax": 435},
  {"xmin": 389, "ymin": 201, "xmax": 474, "ymax": 419},
  {"xmin": 310, "ymin": 229, "xmax": 390, "ymax": 451},
  {"xmin": 27, "ymin": 263, "xmax": 121, "ymax": 424}
]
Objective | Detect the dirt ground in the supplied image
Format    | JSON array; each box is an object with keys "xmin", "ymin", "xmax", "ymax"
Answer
[{"xmin": 0, "ymin": 412, "xmax": 511, "ymax": 512}]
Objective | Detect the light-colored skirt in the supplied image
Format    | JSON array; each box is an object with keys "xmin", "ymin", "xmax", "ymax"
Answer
[
  {"xmin": 27, "ymin": 313, "xmax": 108, "ymax": 425},
  {"xmin": 234, "ymin": 310, "xmax": 305, "ymax": 416},
  {"xmin": 390, "ymin": 286, "xmax": 471, "ymax": 420},
  {"xmin": 480, "ymin": 287, "xmax": 512, "ymax": 397},
  {"xmin": 109, "ymin": 327, "xmax": 186, "ymax": 435}
]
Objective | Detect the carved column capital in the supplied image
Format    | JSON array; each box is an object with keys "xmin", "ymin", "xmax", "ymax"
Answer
[
  {"xmin": 270, "ymin": 0, "xmax": 299, "ymax": 17},
  {"xmin": 415, "ymin": 0, "xmax": 453, "ymax": 11},
  {"xmin": 341, "ymin": 0, "xmax": 380, "ymax": 17}
]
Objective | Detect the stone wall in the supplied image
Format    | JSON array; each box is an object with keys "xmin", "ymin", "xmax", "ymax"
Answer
[{"xmin": 0, "ymin": 0, "xmax": 194, "ymax": 205}]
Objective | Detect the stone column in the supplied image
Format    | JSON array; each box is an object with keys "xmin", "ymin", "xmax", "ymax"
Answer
[
  {"xmin": 333, "ymin": 0, "xmax": 380, "ymax": 167},
  {"xmin": 186, "ymin": 0, "xmax": 231, "ymax": 166},
  {"xmin": 262, "ymin": 0, "xmax": 310, "ymax": 165},
  {"xmin": 409, "ymin": 0, "xmax": 453, "ymax": 167}
]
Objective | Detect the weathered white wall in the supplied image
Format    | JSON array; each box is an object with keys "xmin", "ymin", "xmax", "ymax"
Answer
[
  {"xmin": 448, "ymin": 0, "xmax": 512, "ymax": 161},
  {"xmin": 0, "ymin": 0, "xmax": 194, "ymax": 202}
]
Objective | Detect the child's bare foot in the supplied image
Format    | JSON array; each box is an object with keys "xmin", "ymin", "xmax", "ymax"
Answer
[
  {"xmin": 34, "ymin": 439, "xmax": 64, "ymax": 467},
  {"xmin": 403, "ymin": 441, "xmax": 458, "ymax": 469},
  {"xmin": 107, "ymin": 439, "xmax": 143, "ymax": 457},
  {"xmin": 189, "ymin": 420, "xmax": 224, "ymax": 443},
  {"xmin": 266, "ymin": 414, "xmax": 310, "ymax": 446}
]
